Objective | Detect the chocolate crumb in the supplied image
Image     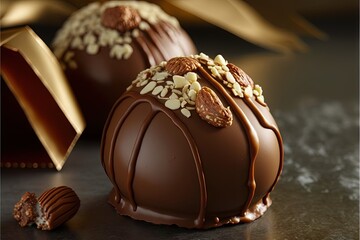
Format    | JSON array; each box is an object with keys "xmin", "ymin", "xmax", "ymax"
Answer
[{"xmin": 13, "ymin": 192, "xmax": 38, "ymax": 227}]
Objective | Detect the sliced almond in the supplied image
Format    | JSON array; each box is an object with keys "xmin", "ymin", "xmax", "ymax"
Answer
[
  {"xmin": 173, "ymin": 75, "xmax": 189, "ymax": 88},
  {"xmin": 181, "ymin": 108, "xmax": 191, "ymax": 118},
  {"xmin": 184, "ymin": 72, "xmax": 197, "ymax": 83},
  {"xmin": 152, "ymin": 71, "xmax": 169, "ymax": 81},
  {"xmin": 190, "ymin": 82, "xmax": 201, "ymax": 92},
  {"xmin": 152, "ymin": 85, "xmax": 163, "ymax": 95},
  {"xmin": 140, "ymin": 81, "xmax": 156, "ymax": 95},
  {"xmin": 244, "ymin": 85, "xmax": 253, "ymax": 98},
  {"xmin": 160, "ymin": 87, "xmax": 168, "ymax": 97},
  {"xmin": 214, "ymin": 54, "xmax": 227, "ymax": 66},
  {"xmin": 226, "ymin": 72, "xmax": 236, "ymax": 84},
  {"xmin": 165, "ymin": 99, "xmax": 181, "ymax": 110}
]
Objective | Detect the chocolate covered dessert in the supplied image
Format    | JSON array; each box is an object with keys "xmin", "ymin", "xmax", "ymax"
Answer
[
  {"xmin": 52, "ymin": 1, "xmax": 196, "ymax": 137},
  {"xmin": 13, "ymin": 186, "xmax": 80, "ymax": 230},
  {"xmin": 101, "ymin": 53, "xmax": 284, "ymax": 229}
]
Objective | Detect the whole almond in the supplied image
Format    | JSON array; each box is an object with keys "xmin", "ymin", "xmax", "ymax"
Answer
[
  {"xmin": 101, "ymin": 6, "xmax": 141, "ymax": 32},
  {"xmin": 195, "ymin": 87, "xmax": 233, "ymax": 127},
  {"xmin": 227, "ymin": 63, "xmax": 254, "ymax": 88},
  {"xmin": 166, "ymin": 57, "xmax": 200, "ymax": 75}
]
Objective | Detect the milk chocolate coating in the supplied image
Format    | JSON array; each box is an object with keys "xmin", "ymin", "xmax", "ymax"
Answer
[
  {"xmin": 52, "ymin": 1, "xmax": 197, "ymax": 138},
  {"xmin": 37, "ymin": 186, "xmax": 80, "ymax": 230},
  {"xmin": 101, "ymin": 54, "xmax": 284, "ymax": 229}
]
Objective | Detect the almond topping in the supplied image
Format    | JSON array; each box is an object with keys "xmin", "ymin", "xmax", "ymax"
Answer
[
  {"xmin": 184, "ymin": 72, "xmax": 198, "ymax": 83},
  {"xmin": 244, "ymin": 85, "xmax": 253, "ymax": 98},
  {"xmin": 214, "ymin": 54, "xmax": 227, "ymax": 66},
  {"xmin": 140, "ymin": 81, "xmax": 156, "ymax": 94},
  {"xmin": 227, "ymin": 63, "xmax": 254, "ymax": 87},
  {"xmin": 165, "ymin": 57, "xmax": 200, "ymax": 75},
  {"xmin": 101, "ymin": 6, "xmax": 141, "ymax": 32},
  {"xmin": 190, "ymin": 82, "xmax": 201, "ymax": 92},
  {"xmin": 181, "ymin": 108, "xmax": 191, "ymax": 118},
  {"xmin": 165, "ymin": 99, "xmax": 181, "ymax": 110},
  {"xmin": 195, "ymin": 87, "xmax": 233, "ymax": 127},
  {"xmin": 173, "ymin": 75, "xmax": 189, "ymax": 88}
]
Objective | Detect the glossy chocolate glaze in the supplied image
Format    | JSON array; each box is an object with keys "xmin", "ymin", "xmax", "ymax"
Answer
[
  {"xmin": 101, "ymin": 54, "xmax": 283, "ymax": 228},
  {"xmin": 53, "ymin": 2, "xmax": 196, "ymax": 138}
]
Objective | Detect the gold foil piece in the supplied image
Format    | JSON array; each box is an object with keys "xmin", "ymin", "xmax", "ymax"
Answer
[
  {"xmin": 167, "ymin": 0, "xmax": 308, "ymax": 53},
  {"xmin": 0, "ymin": 0, "xmax": 75, "ymax": 27},
  {"xmin": 1, "ymin": 26, "xmax": 85, "ymax": 171}
]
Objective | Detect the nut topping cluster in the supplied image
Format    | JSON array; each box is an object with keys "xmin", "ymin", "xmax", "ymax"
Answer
[
  {"xmin": 130, "ymin": 61, "xmax": 201, "ymax": 119},
  {"xmin": 130, "ymin": 53, "xmax": 266, "ymax": 127}
]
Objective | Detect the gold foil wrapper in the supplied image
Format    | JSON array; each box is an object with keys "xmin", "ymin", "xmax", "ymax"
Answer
[{"xmin": 1, "ymin": 26, "xmax": 85, "ymax": 171}]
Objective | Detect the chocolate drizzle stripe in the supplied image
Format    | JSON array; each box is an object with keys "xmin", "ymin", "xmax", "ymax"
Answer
[
  {"xmin": 106, "ymin": 98, "xmax": 142, "ymax": 203},
  {"xmin": 46, "ymin": 202, "xmax": 77, "ymax": 224},
  {"xmin": 37, "ymin": 188, "xmax": 56, "ymax": 206},
  {"xmin": 256, "ymin": 97, "xmax": 267, "ymax": 107},
  {"xmin": 162, "ymin": 22, "xmax": 190, "ymax": 55},
  {"xmin": 152, "ymin": 23, "xmax": 182, "ymax": 56},
  {"xmin": 145, "ymin": 23, "xmax": 171, "ymax": 60},
  {"xmin": 244, "ymin": 97, "xmax": 284, "ymax": 204},
  {"xmin": 39, "ymin": 187, "xmax": 75, "ymax": 216},
  {"xmin": 43, "ymin": 196, "xmax": 78, "ymax": 215},
  {"xmin": 50, "ymin": 206, "xmax": 79, "ymax": 229},
  {"xmin": 109, "ymin": 91, "xmax": 207, "ymax": 228},
  {"xmin": 197, "ymin": 66, "xmax": 260, "ymax": 216},
  {"xmin": 160, "ymin": 22, "xmax": 178, "ymax": 44},
  {"xmin": 134, "ymin": 35, "xmax": 156, "ymax": 67},
  {"xmin": 126, "ymin": 110, "xmax": 156, "ymax": 211},
  {"xmin": 239, "ymin": 195, "xmax": 272, "ymax": 223},
  {"xmin": 41, "ymin": 189, "xmax": 73, "ymax": 208},
  {"xmin": 38, "ymin": 186, "xmax": 67, "ymax": 208},
  {"xmin": 153, "ymin": 21, "xmax": 179, "ymax": 60}
]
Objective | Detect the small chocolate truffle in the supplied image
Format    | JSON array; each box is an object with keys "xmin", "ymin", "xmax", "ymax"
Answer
[
  {"xmin": 52, "ymin": 1, "xmax": 197, "ymax": 138},
  {"xmin": 13, "ymin": 186, "xmax": 80, "ymax": 230},
  {"xmin": 101, "ymin": 53, "xmax": 284, "ymax": 229}
]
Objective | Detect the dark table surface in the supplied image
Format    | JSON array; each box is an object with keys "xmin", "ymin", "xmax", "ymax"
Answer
[{"xmin": 1, "ymin": 15, "xmax": 359, "ymax": 240}]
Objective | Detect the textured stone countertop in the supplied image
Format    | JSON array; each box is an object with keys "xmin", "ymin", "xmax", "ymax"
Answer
[{"xmin": 1, "ymin": 16, "xmax": 359, "ymax": 239}]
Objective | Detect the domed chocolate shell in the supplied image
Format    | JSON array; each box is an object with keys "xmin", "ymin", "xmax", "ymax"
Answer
[
  {"xmin": 101, "ymin": 53, "xmax": 283, "ymax": 229},
  {"xmin": 52, "ymin": 1, "xmax": 197, "ymax": 137}
]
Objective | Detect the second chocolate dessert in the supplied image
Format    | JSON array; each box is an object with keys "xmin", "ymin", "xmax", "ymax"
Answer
[
  {"xmin": 13, "ymin": 186, "xmax": 80, "ymax": 230},
  {"xmin": 52, "ymin": 1, "xmax": 196, "ymax": 138},
  {"xmin": 101, "ymin": 53, "xmax": 284, "ymax": 229}
]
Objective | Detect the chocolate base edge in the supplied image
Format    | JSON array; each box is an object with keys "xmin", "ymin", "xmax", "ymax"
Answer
[{"xmin": 107, "ymin": 188, "xmax": 272, "ymax": 229}]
